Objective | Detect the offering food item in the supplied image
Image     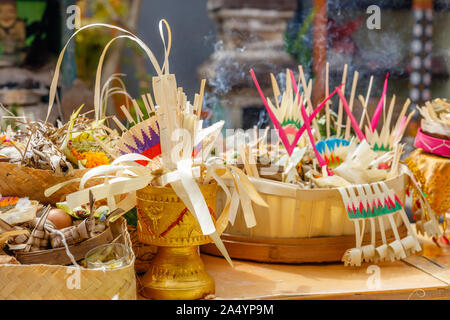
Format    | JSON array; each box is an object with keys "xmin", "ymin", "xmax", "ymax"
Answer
[
  {"xmin": 0, "ymin": 197, "xmax": 39, "ymax": 225},
  {"xmin": 244, "ymin": 64, "xmax": 416, "ymax": 189},
  {"xmin": 0, "ymin": 196, "xmax": 19, "ymax": 212},
  {"xmin": 61, "ymin": 106, "xmax": 117, "ymax": 169},
  {"xmin": 0, "ymin": 103, "xmax": 121, "ymax": 174},
  {"xmin": 85, "ymin": 243, "xmax": 131, "ymax": 269},
  {"xmin": 414, "ymin": 98, "xmax": 450, "ymax": 157},
  {"xmin": 211, "ymin": 62, "xmax": 442, "ymax": 267},
  {"xmin": 47, "ymin": 208, "xmax": 72, "ymax": 229},
  {"xmin": 0, "ymin": 190, "xmax": 124, "ymax": 263},
  {"xmin": 417, "ymin": 98, "xmax": 450, "ymax": 139},
  {"xmin": 49, "ymin": 192, "xmax": 120, "ymax": 248}
]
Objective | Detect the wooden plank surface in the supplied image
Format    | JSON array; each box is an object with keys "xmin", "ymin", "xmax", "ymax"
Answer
[
  {"xmin": 138, "ymin": 231, "xmax": 450, "ymax": 300},
  {"xmin": 203, "ymin": 234, "xmax": 450, "ymax": 300}
]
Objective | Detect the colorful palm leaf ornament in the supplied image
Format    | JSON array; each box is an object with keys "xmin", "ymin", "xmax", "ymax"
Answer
[
  {"xmin": 117, "ymin": 116, "xmax": 161, "ymax": 159},
  {"xmin": 315, "ymin": 138, "xmax": 350, "ymax": 168},
  {"xmin": 338, "ymin": 181, "xmax": 421, "ymax": 266}
]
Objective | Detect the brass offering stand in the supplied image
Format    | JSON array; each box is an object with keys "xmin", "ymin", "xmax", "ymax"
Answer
[{"xmin": 137, "ymin": 182, "xmax": 218, "ymax": 300}]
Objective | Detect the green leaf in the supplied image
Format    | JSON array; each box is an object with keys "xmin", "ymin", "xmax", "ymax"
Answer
[
  {"xmin": 284, "ymin": 7, "xmax": 316, "ymax": 69},
  {"xmin": 124, "ymin": 207, "xmax": 138, "ymax": 227}
]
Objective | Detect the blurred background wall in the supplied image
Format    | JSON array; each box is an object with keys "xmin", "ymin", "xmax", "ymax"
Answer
[
  {"xmin": 0, "ymin": 0, "xmax": 449, "ymax": 132},
  {"xmin": 123, "ymin": 0, "xmax": 217, "ymax": 100}
]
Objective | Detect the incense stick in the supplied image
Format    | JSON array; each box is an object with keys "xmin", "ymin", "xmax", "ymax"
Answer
[
  {"xmin": 288, "ymin": 70, "xmax": 339, "ymax": 172},
  {"xmin": 298, "ymin": 94, "xmax": 330, "ymax": 174}
]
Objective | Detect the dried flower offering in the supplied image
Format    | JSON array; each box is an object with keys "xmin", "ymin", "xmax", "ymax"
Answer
[{"xmin": 0, "ymin": 112, "xmax": 120, "ymax": 172}]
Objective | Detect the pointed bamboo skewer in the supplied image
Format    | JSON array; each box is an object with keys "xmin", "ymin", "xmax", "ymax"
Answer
[
  {"xmin": 132, "ymin": 99, "xmax": 144, "ymax": 122},
  {"xmin": 325, "ymin": 62, "xmax": 331, "ymax": 139},
  {"xmin": 393, "ymin": 109, "xmax": 415, "ymax": 145},
  {"xmin": 336, "ymin": 88, "xmax": 366, "ymax": 141},
  {"xmin": 344, "ymin": 71, "xmax": 359, "ymax": 140},
  {"xmin": 270, "ymin": 73, "xmax": 281, "ymax": 109},
  {"xmin": 197, "ymin": 79, "xmax": 206, "ymax": 120},
  {"xmin": 120, "ymin": 105, "xmax": 136, "ymax": 125},
  {"xmin": 141, "ymin": 94, "xmax": 154, "ymax": 116},
  {"xmin": 193, "ymin": 93, "xmax": 200, "ymax": 115},
  {"xmin": 336, "ymin": 64, "xmax": 348, "ymax": 138},
  {"xmin": 359, "ymin": 75, "xmax": 373, "ymax": 129},
  {"xmin": 385, "ymin": 95, "xmax": 396, "ymax": 131},
  {"xmin": 112, "ymin": 115, "xmax": 127, "ymax": 132},
  {"xmin": 298, "ymin": 65, "xmax": 321, "ymax": 141},
  {"xmin": 146, "ymin": 93, "xmax": 155, "ymax": 110},
  {"xmin": 425, "ymin": 101, "xmax": 439, "ymax": 121},
  {"xmin": 358, "ymin": 95, "xmax": 372, "ymax": 132},
  {"xmin": 392, "ymin": 98, "xmax": 411, "ymax": 137},
  {"xmin": 378, "ymin": 95, "xmax": 396, "ymax": 148}
]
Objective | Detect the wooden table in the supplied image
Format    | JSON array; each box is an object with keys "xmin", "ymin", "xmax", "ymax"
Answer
[{"xmin": 203, "ymin": 235, "xmax": 450, "ymax": 300}]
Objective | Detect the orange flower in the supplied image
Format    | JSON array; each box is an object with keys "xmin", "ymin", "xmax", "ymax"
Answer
[
  {"xmin": 0, "ymin": 196, "xmax": 19, "ymax": 208},
  {"xmin": 0, "ymin": 135, "xmax": 12, "ymax": 146},
  {"xmin": 70, "ymin": 147, "xmax": 110, "ymax": 168}
]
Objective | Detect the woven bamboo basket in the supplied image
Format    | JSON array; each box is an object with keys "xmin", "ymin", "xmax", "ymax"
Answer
[
  {"xmin": 202, "ymin": 173, "xmax": 409, "ymax": 263},
  {"xmin": 0, "ymin": 218, "xmax": 137, "ymax": 300},
  {"xmin": 0, "ymin": 162, "xmax": 101, "ymax": 205}
]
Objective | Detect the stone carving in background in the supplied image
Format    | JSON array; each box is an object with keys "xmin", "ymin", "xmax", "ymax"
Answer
[
  {"xmin": 198, "ymin": 0, "xmax": 298, "ymax": 129},
  {"xmin": 0, "ymin": 0, "xmax": 25, "ymax": 67}
]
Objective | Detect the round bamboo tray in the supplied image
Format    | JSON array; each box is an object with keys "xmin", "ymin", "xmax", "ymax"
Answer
[
  {"xmin": 0, "ymin": 162, "xmax": 101, "ymax": 205},
  {"xmin": 202, "ymin": 224, "xmax": 408, "ymax": 264},
  {"xmin": 202, "ymin": 173, "xmax": 410, "ymax": 263}
]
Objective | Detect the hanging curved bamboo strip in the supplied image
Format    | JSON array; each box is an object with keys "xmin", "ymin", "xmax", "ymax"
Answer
[{"xmin": 46, "ymin": 22, "xmax": 165, "ymax": 123}]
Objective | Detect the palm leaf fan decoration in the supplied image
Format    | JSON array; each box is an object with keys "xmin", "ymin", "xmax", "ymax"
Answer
[{"xmin": 114, "ymin": 95, "xmax": 161, "ymax": 162}]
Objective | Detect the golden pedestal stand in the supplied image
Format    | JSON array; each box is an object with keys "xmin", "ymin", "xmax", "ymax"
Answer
[{"xmin": 136, "ymin": 183, "xmax": 218, "ymax": 300}]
